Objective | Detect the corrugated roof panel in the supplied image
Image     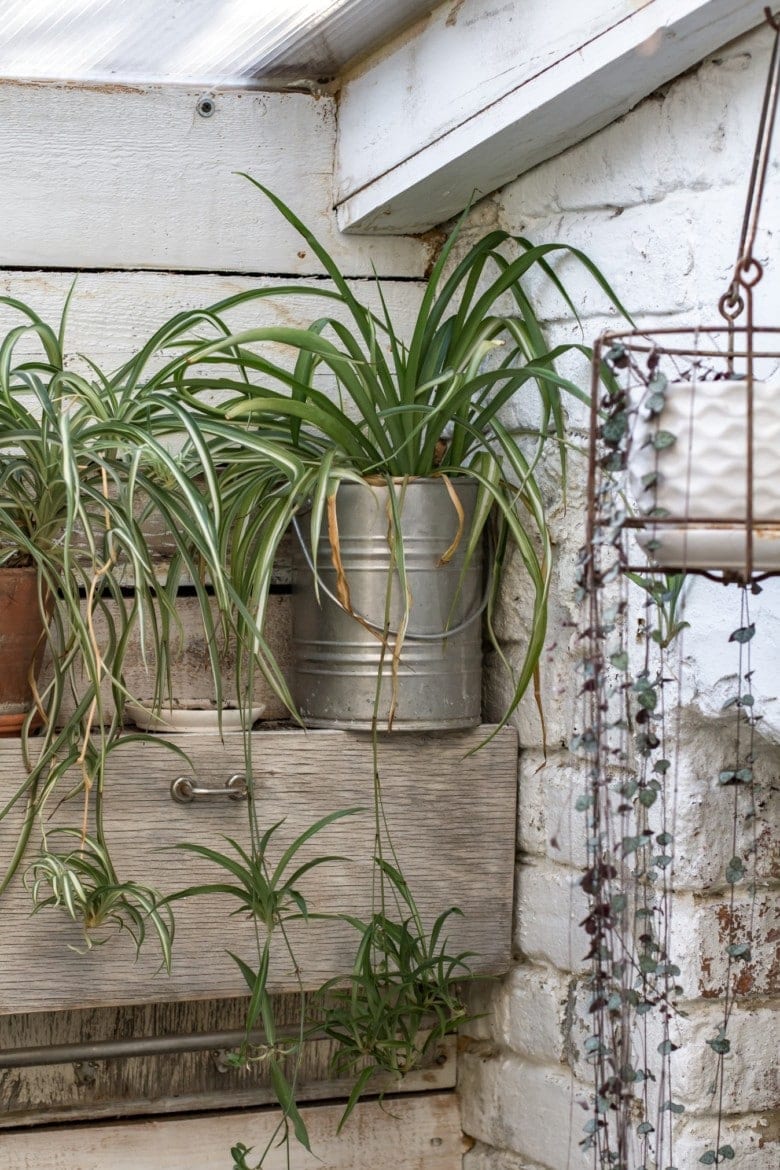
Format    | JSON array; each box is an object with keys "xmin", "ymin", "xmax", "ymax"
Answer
[{"xmin": 0, "ymin": 0, "xmax": 437, "ymax": 87}]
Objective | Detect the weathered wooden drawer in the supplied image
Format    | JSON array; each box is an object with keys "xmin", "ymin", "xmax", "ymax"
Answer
[{"xmin": 0, "ymin": 728, "xmax": 517, "ymax": 1014}]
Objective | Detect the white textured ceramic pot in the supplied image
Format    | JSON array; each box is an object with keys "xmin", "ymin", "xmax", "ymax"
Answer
[{"xmin": 631, "ymin": 376, "xmax": 780, "ymax": 573}]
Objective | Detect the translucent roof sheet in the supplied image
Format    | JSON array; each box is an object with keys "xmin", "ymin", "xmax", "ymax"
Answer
[{"xmin": 0, "ymin": 0, "xmax": 437, "ymax": 88}]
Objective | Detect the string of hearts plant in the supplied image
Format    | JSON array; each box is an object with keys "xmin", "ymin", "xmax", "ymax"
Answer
[{"xmin": 575, "ymin": 342, "xmax": 768, "ymax": 1170}]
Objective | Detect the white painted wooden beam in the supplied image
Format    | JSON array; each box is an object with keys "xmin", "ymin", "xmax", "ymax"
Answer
[{"xmin": 335, "ymin": 0, "xmax": 767, "ymax": 233}]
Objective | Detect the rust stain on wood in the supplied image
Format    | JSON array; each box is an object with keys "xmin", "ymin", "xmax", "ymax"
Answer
[{"xmin": 0, "ymin": 77, "xmax": 149, "ymax": 96}]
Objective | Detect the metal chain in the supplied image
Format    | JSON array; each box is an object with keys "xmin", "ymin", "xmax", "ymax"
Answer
[{"xmin": 719, "ymin": 8, "xmax": 780, "ymax": 326}]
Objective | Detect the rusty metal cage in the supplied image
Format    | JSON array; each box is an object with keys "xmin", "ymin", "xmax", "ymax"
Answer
[
  {"xmin": 586, "ymin": 8, "xmax": 780, "ymax": 588},
  {"xmin": 587, "ymin": 326, "xmax": 780, "ymax": 585}
]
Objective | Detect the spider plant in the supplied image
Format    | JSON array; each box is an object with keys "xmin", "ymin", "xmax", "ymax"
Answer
[
  {"xmin": 316, "ymin": 858, "xmax": 474, "ymax": 1129},
  {"xmin": 0, "ymin": 293, "xmax": 278, "ymax": 923},
  {"xmin": 25, "ymin": 828, "xmax": 174, "ymax": 969},
  {"xmin": 165, "ymin": 808, "xmax": 361, "ymax": 1161},
  {"xmin": 150, "ymin": 178, "xmax": 630, "ymax": 728}
]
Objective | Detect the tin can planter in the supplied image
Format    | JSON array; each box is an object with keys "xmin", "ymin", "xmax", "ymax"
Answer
[
  {"xmin": 631, "ymin": 375, "xmax": 780, "ymax": 575},
  {"xmin": 291, "ymin": 478, "xmax": 484, "ymax": 731}
]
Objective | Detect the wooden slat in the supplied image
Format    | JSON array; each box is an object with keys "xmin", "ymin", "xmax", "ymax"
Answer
[
  {"xmin": 0, "ymin": 271, "xmax": 425, "ymax": 374},
  {"xmin": 0, "ymin": 83, "xmax": 426, "ymax": 276},
  {"xmin": 0, "ymin": 1091, "xmax": 466, "ymax": 1169},
  {"xmin": 0, "ymin": 999, "xmax": 455, "ymax": 1128},
  {"xmin": 0, "ymin": 728, "xmax": 517, "ymax": 1013}
]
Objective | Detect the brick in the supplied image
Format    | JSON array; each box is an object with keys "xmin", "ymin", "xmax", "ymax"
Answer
[
  {"xmin": 671, "ymin": 891, "xmax": 780, "ymax": 1002},
  {"xmin": 660, "ymin": 715, "xmax": 780, "ymax": 891},
  {"xmin": 463, "ymin": 963, "xmax": 575, "ymax": 1066},
  {"xmin": 517, "ymin": 751, "xmax": 592, "ymax": 869},
  {"xmin": 673, "ymin": 1004, "xmax": 780, "ymax": 1115},
  {"xmin": 672, "ymin": 577, "xmax": 780, "ymax": 746},
  {"xmin": 514, "ymin": 859, "xmax": 590, "ymax": 973},
  {"xmin": 665, "ymin": 1111, "xmax": 779, "ymax": 1169},
  {"xmin": 485, "ymin": 535, "xmax": 590, "ymax": 753},
  {"xmin": 515, "ymin": 184, "xmax": 775, "ymax": 323},
  {"xmin": 459, "ymin": 1049, "xmax": 593, "ymax": 1170}
]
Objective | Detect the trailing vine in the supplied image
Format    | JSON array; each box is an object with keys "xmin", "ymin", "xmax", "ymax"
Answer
[{"xmin": 575, "ymin": 341, "xmax": 765, "ymax": 1169}]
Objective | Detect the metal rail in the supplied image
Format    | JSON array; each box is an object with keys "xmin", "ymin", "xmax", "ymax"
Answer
[{"xmin": 0, "ymin": 1026, "xmax": 322, "ymax": 1069}]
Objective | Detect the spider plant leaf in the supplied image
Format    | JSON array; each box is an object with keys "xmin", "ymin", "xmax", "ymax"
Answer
[
  {"xmin": 268, "ymin": 1062, "xmax": 312, "ymax": 1152},
  {"xmin": 170, "ymin": 841, "xmax": 254, "ymax": 888},
  {"xmin": 164, "ymin": 882, "xmax": 254, "ymax": 907},
  {"xmin": 337, "ymin": 1066, "xmax": 375, "ymax": 1134},
  {"xmin": 227, "ymin": 951, "xmax": 259, "ymax": 992},
  {"xmin": 226, "ymin": 392, "xmax": 373, "ymax": 464},
  {"xmin": 279, "ymin": 854, "xmax": 349, "ymax": 892},
  {"xmin": 244, "ymin": 944, "xmax": 271, "ymax": 1035},
  {"xmin": 269, "ymin": 808, "xmax": 362, "ymax": 888}
]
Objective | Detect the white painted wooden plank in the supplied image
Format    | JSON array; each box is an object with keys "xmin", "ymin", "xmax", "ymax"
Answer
[
  {"xmin": 0, "ymin": 270, "xmax": 424, "ymax": 376},
  {"xmin": 0, "ymin": 1091, "xmax": 466, "ymax": 1169},
  {"xmin": 0, "ymin": 728, "xmax": 517, "ymax": 1012},
  {"xmin": 0, "ymin": 83, "xmax": 427, "ymax": 277},
  {"xmin": 335, "ymin": 0, "xmax": 765, "ymax": 233}
]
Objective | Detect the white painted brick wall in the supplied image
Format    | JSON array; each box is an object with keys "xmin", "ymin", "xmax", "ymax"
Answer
[
  {"xmin": 464, "ymin": 965, "xmax": 575, "ymax": 1066},
  {"xmin": 466, "ymin": 22, "xmax": 780, "ymax": 1170},
  {"xmin": 662, "ymin": 1113, "xmax": 779, "ymax": 1169},
  {"xmin": 670, "ymin": 889, "xmax": 779, "ymax": 1001},
  {"xmin": 674, "ymin": 1006, "xmax": 779, "ymax": 1115}
]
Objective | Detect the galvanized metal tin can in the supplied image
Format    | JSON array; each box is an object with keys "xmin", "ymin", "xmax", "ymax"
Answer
[{"xmin": 291, "ymin": 478, "xmax": 484, "ymax": 731}]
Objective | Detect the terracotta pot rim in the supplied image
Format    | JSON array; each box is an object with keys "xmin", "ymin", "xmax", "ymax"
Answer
[{"xmin": 0, "ymin": 711, "xmax": 44, "ymax": 738}]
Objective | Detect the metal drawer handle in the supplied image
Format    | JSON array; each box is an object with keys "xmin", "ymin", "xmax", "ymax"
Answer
[{"xmin": 170, "ymin": 774, "xmax": 249, "ymax": 804}]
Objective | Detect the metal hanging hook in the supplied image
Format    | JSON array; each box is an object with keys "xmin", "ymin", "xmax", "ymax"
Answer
[{"xmin": 720, "ymin": 8, "xmax": 780, "ymax": 324}]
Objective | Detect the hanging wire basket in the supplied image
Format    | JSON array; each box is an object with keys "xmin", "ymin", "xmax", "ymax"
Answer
[{"xmin": 586, "ymin": 8, "xmax": 780, "ymax": 586}]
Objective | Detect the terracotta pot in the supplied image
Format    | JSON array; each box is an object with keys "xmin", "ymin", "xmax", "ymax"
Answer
[{"xmin": 0, "ymin": 567, "xmax": 49, "ymax": 736}]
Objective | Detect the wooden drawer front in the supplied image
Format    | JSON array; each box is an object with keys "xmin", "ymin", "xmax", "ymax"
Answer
[{"xmin": 0, "ymin": 728, "xmax": 516, "ymax": 1013}]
